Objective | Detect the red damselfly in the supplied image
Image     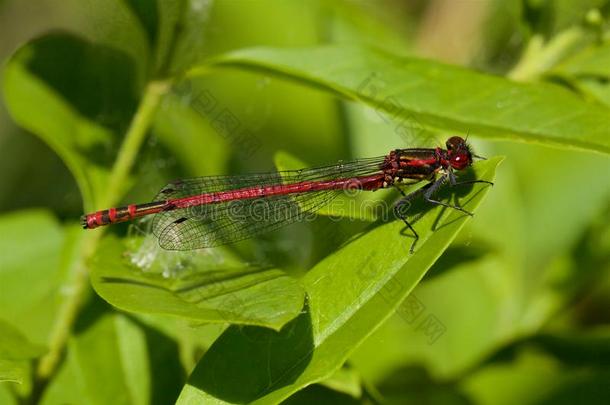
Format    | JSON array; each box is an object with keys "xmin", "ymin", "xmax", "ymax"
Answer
[{"xmin": 82, "ymin": 136, "xmax": 492, "ymax": 253}]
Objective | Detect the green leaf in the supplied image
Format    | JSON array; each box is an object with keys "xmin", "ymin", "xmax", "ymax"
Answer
[
  {"xmin": 463, "ymin": 350, "xmax": 564, "ymax": 405},
  {"xmin": 573, "ymin": 78, "xmax": 610, "ymax": 107},
  {"xmin": 176, "ymin": 157, "xmax": 502, "ymax": 404},
  {"xmin": 371, "ymin": 364, "xmax": 470, "ymax": 405},
  {"xmin": 317, "ymin": 366, "xmax": 363, "ymax": 399},
  {"xmin": 543, "ymin": 0, "xmax": 608, "ymax": 34},
  {"xmin": 519, "ymin": 327, "xmax": 610, "ymax": 368},
  {"xmin": 0, "ymin": 384, "xmax": 18, "ymax": 405},
  {"xmin": 462, "ymin": 329, "xmax": 610, "ymax": 405},
  {"xmin": 132, "ymin": 313, "xmax": 225, "ymax": 376},
  {"xmin": 0, "ymin": 210, "xmax": 81, "ymax": 346},
  {"xmin": 536, "ymin": 371, "xmax": 610, "ymax": 405},
  {"xmin": 0, "ymin": 209, "xmax": 85, "ymax": 387},
  {"xmin": 196, "ymin": 45, "xmax": 610, "ymax": 154},
  {"xmin": 346, "ymin": 155, "xmax": 525, "ymax": 380},
  {"xmin": 554, "ymin": 43, "xmax": 610, "ymax": 78},
  {"xmin": 107, "ymin": 0, "xmax": 212, "ymax": 76},
  {"xmin": 164, "ymin": 0, "xmax": 215, "ymax": 75},
  {"xmin": 0, "ymin": 320, "xmax": 46, "ymax": 384},
  {"xmin": 89, "ymin": 236, "xmax": 306, "ymax": 331},
  {"xmin": 0, "ymin": 359, "xmax": 27, "ymax": 385},
  {"xmin": 0, "ymin": 319, "xmax": 46, "ymax": 361},
  {"xmin": 123, "ymin": 0, "xmax": 159, "ymax": 50},
  {"xmin": 152, "ymin": 92, "xmax": 230, "ymax": 176},
  {"xmin": 281, "ymin": 384, "xmax": 362, "ymax": 405},
  {"xmin": 2, "ymin": 33, "xmax": 141, "ymax": 209},
  {"xmin": 40, "ymin": 313, "xmax": 151, "ymax": 405},
  {"xmin": 550, "ymin": 43, "xmax": 610, "ymax": 107},
  {"xmin": 329, "ymin": 0, "xmax": 413, "ymax": 55}
]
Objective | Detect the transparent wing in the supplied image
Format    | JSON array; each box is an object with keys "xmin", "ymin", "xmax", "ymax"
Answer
[
  {"xmin": 155, "ymin": 190, "xmax": 341, "ymax": 250},
  {"xmin": 151, "ymin": 157, "xmax": 385, "ymax": 250},
  {"xmin": 153, "ymin": 157, "xmax": 384, "ymax": 201}
]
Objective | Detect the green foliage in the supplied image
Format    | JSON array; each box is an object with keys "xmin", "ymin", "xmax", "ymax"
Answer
[
  {"xmin": 3, "ymin": 33, "xmax": 131, "ymax": 210},
  {"xmin": 201, "ymin": 45, "xmax": 610, "ymax": 154},
  {"xmin": 89, "ymin": 236, "xmax": 306, "ymax": 330},
  {"xmin": 177, "ymin": 158, "xmax": 500, "ymax": 404},
  {"xmin": 0, "ymin": 0, "xmax": 608, "ymax": 404},
  {"xmin": 40, "ymin": 310, "xmax": 183, "ymax": 405},
  {"xmin": 0, "ymin": 319, "xmax": 46, "ymax": 383}
]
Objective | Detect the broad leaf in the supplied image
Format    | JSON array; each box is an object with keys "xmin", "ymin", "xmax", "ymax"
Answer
[
  {"xmin": 544, "ymin": 0, "xmax": 609, "ymax": 33},
  {"xmin": 317, "ymin": 366, "xmax": 362, "ymax": 399},
  {"xmin": 0, "ymin": 210, "xmax": 82, "ymax": 347},
  {"xmin": 164, "ymin": 0, "xmax": 214, "ymax": 75},
  {"xmin": 0, "ymin": 320, "xmax": 46, "ymax": 384},
  {"xmin": 551, "ymin": 43, "xmax": 610, "ymax": 107},
  {"xmin": 0, "ymin": 209, "xmax": 85, "ymax": 388},
  {"xmin": 89, "ymin": 236, "xmax": 305, "ymax": 331},
  {"xmin": 347, "ymin": 144, "xmax": 527, "ymax": 381},
  {"xmin": 0, "ymin": 360, "xmax": 26, "ymax": 385},
  {"xmin": 195, "ymin": 45, "xmax": 610, "ymax": 154},
  {"xmin": 152, "ymin": 92, "xmax": 230, "ymax": 176},
  {"xmin": 176, "ymin": 157, "xmax": 502, "ymax": 404},
  {"xmin": 2, "ymin": 33, "xmax": 140, "ymax": 209},
  {"xmin": 463, "ymin": 328, "xmax": 610, "ymax": 405},
  {"xmin": 554, "ymin": 43, "xmax": 610, "ymax": 78},
  {"xmin": 40, "ymin": 313, "xmax": 171, "ymax": 405},
  {"xmin": 123, "ymin": 0, "xmax": 159, "ymax": 52},
  {"xmin": 0, "ymin": 383, "xmax": 18, "ymax": 404}
]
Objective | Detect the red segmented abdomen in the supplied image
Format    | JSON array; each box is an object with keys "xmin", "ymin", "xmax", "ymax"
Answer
[
  {"xmin": 168, "ymin": 174, "xmax": 386, "ymax": 209},
  {"xmin": 81, "ymin": 175, "xmax": 386, "ymax": 229},
  {"xmin": 81, "ymin": 201, "xmax": 166, "ymax": 229}
]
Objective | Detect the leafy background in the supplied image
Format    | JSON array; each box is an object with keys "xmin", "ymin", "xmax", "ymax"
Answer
[{"xmin": 0, "ymin": 0, "xmax": 609, "ymax": 404}]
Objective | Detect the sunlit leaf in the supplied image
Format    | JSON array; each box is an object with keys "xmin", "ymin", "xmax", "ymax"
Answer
[
  {"xmin": 196, "ymin": 45, "xmax": 610, "ymax": 154},
  {"xmin": 0, "ymin": 210, "xmax": 82, "ymax": 347},
  {"xmin": 2, "ymin": 33, "xmax": 141, "ymax": 209},
  {"xmin": 40, "ymin": 307, "xmax": 184, "ymax": 404},
  {"xmin": 176, "ymin": 157, "xmax": 502, "ymax": 404},
  {"xmin": 89, "ymin": 236, "xmax": 306, "ymax": 331},
  {"xmin": 0, "ymin": 320, "xmax": 46, "ymax": 384},
  {"xmin": 554, "ymin": 43, "xmax": 610, "ymax": 78}
]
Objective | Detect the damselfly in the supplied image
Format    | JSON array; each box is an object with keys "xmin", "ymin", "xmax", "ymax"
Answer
[{"xmin": 82, "ymin": 136, "xmax": 492, "ymax": 253}]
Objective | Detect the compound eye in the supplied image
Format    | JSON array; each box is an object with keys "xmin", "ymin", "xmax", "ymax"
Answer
[
  {"xmin": 446, "ymin": 136, "xmax": 465, "ymax": 150},
  {"xmin": 450, "ymin": 152, "xmax": 471, "ymax": 170}
]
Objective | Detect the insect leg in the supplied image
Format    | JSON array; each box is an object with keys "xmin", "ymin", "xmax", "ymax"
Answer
[
  {"xmin": 453, "ymin": 179, "xmax": 494, "ymax": 187},
  {"xmin": 423, "ymin": 174, "xmax": 475, "ymax": 216},
  {"xmin": 449, "ymin": 167, "xmax": 494, "ymax": 187},
  {"xmin": 393, "ymin": 184, "xmax": 430, "ymax": 253}
]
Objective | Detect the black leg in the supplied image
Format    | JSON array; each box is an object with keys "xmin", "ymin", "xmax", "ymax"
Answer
[
  {"xmin": 423, "ymin": 196, "xmax": 474, "ymax": 216},
  {"xmin": 393, "ymin": 174, "xmax": 491, "ymax": 253},
  {"xmin": 453, "ymin": 179, "xmax": 494, "ymax": 187},
  {"xmin": 394, "ymin": 201, "xmax": 418, "ymax": 254},
  {"xmin": 393, "ymin": 184, "xmax": 431, "ymax": 254},
  {"xmin": 423, "ymin": 174, "xmax": 475, "ymax": 216},
  {"xmin": 449, "ymin": 166, "xmax": 494, "ymax": 188}
]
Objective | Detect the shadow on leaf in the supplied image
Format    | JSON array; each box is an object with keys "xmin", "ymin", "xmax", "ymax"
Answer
[
  {"xmin": 376, "ymin": 364, "xmax": 471, "ymax": 405},
  {"xmin": 185, "ymin": 299, "xmax": 314, "ymax": 403},
  {"xmin": 17, "ymin": 32, "xmax": 140, "ymax": 166}
]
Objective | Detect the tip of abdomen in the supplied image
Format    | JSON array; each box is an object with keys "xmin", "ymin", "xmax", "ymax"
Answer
[{"xmin": 81, "ymin": 214, "xmax": 101, "ymax": 229}]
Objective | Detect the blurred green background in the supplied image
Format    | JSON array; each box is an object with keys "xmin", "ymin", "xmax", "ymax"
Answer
[{"xmin": 0, "ymin": 0, "xmax": 609, "ymax": 404}]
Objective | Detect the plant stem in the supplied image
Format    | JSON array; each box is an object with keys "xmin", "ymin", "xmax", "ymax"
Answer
[
  {"xmin": 102, "ymin": 80, "xmax": 171, "ymax": 207},
  {"xmin": 508, "ymin": 28, "xmax": 587, "ymax": 81},
  {"xmin": 34, "ymin": 80, "xmax": 170, "ymax": 386}
]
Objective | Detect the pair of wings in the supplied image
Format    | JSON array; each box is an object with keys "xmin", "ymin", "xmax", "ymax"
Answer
[{"xmin": 151, "ymin": 158, "xmax": 385, "ymax": 250}]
